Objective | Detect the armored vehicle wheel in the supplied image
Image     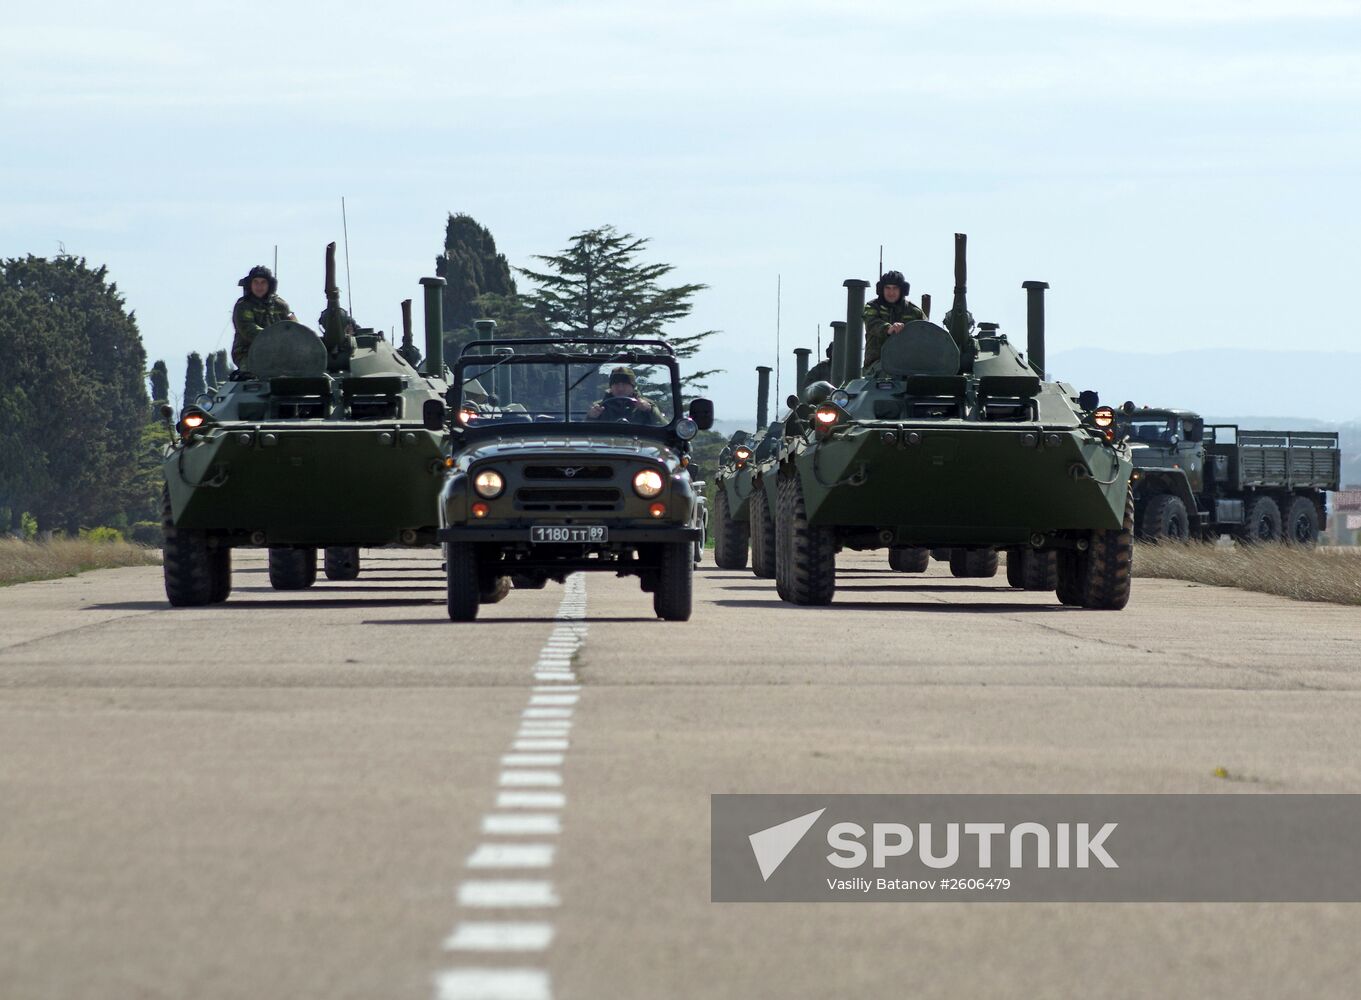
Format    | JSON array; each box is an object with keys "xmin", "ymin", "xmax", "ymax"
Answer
[
  {"xmin": 1007, "ymin": 549, "xmax": 1057, "ymax": 591},
  {"xmin": 653, "ymin": 542, "xmax": 693, "ymax": 621},
  {"xmin": 446, "ymin": 542, "xmax": 481, "ymax": 621},
  {"xmin": 1240, "ymin": 496, "xmax": 1282, "ymax": 543},
  {"xmin": 781, "ymin": 473, "xmax": 836, "ymax": 606},
  {"xmin": 949, "ymin": 548, "xmax": 998, "ymax": 578},
  {"xmin": 1080, "ymin": 488, "xmax": 1134, "ymax": 610},
  {"xmin": 1055, "ymin": 549, "xmax": 1085, "ymax": 606},
  {"xmin": 208, "ymin": 548, "xmax": 233, "ymax": 603},
  {"xmin": 930, "ymin": 548, "xmax": 952, "ymax": 562},
  {"xmin": 750, "ymin": 487, "xmax": 777, "ymax": 579},
  {"xmin": 480, "ymin": 574, "xmax": 512, "ymax": 604},
  {"xmin": 1139, "ymin": 494, "xmax": 1189, "ymax": 542},
  {"xmin": 162, "ymin": 487, "xmax": 215, "ymax": 608},
  {"xmin": 1279, "ymin": 496, "xmax": 1320, "ymax": 545},
  {"xmin": 888, "ymin": 546, "xmax": 930, "ymax": 573},
  {"xmin": 511, "ymin": 573, "xmax": 549, "ymax": 590},
  {"xmin": 712, "ymin": 490, "xmax": 750, "ymax": 570},
  {"xmin": 269, "ymin": 547, "xmax": 317, "ymax": 590},
  {"xmin": 323, "ymin": 546, "xmax": 361, "ymax": 581}
]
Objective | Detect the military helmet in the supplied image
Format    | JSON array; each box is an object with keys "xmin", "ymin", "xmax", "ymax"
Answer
[
  {"xmin": 875, "ymin": 269, "xmax": 909, "ymax": 298},
  {"xmin": 239, "ymin": 265, "xmax": 278, "ymax": 296},
  {"xmin": 608, "ymin": 365, "xmax": 636, "ymax": 386}
]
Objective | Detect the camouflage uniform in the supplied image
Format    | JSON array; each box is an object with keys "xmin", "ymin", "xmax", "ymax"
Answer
[
  {"xmin": 230, "ymin": 265, "xmax": 295, "ymax": 368},
  {"xmin": 589, "ymin": 365, "xmax": 664, "ymax": 425},
  {"xmin": 862, "ymin": 296, "xmax": 926, "ymax": 369}
]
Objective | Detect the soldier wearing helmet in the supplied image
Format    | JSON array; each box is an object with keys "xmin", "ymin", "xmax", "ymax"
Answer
[
  {"xmin": 587, "ymin": 366, "xmax": 664, "ymax": 424},
  {"xmin": 862, "ymin": 270, "xmax": 925, "ymax": 370},
  {"xmin": 230, "ymin": 265, "xmax": 296, "ymax": 369}
]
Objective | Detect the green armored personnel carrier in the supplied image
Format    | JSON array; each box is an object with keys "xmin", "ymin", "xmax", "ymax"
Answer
[
  {"xmin": 437, "ymin": 337, "xmax": 714, "ymax": 621},
  {"xmin": 711, "ymin": 365, "xmax": 775, "ymax": 569},
  {"xmin": 160, "ymin": 244, "xmax": 454, "ymax": 606},
  {"xmin": 774, "ymin": 233, "xmax": 1135, "ymax": 610}
]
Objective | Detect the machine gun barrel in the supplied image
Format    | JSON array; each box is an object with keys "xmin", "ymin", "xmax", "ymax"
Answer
[{"xmin": 401, "ymin": 299, "xmax": 414, "ymax": 348}]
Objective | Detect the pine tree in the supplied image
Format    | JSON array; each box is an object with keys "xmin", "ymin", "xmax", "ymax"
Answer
[
  {"xmin": 149, "ymin": 359, "xmax": 169, "ymax": 405},
  {"xmin": 184, "ymin": 352, "xmax": 206, "ymax": 406}
]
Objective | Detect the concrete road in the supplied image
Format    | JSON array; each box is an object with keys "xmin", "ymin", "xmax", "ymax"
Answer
[{"xmin": 2, "ymin": 550, "xmax": 1359, "ymax": 1000}]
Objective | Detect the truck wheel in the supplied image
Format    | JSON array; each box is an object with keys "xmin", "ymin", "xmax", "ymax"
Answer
[
  {"xmin": 713, "ymin": 489, "xmax": 750, "ymax": 570},
  {"xmin": 1279, "ymin": 496, "xmax": 1320, "ymax": 545},
  {"xmin": 783, "ymin": 474, "xmax": 836, "ymax": 605},
  {"xmin": 888, "ymin": 546, "xmax": 930, "ymax": 573},
  {"xmin": 208, "ymin": 548, "xmax": 233, "ymax": 603},
  {"xmin": 949, "ymin": 548, "xmax": 998, "ymax": 578},
  {"xmin": 653, "ymin": 542, "xmax": 693, "ymax": 621},
  {"xmin": 1081, "ymin": 488, "xmax": 1134, "ymax": 610},
  {"xmin": 1240, "ymin": 497, "xmax": 1282, "ymax": 543},
  {"xmin": 269, "ymin": 547, "xmax": 317, "ymax": 590},
  {"xmin": 1140, "ymin": 494, "xmax": 1189, "ymax": 542},
  {"xmin": 1055, "ymin": 549, "xmax": 1085, "ymax": 606},
  {"xmin": 445, "ymin": 542, "xmax": 481, "ymax": 621},
  {"xmin": 162, "ymin": 486, "xmax": 215, "ymax": 607},
  {"xmin": 750, "ymin": 487, "xmax": 776, "ymax": 579},
  {"xmin": 323, "ymin": 546, "xmax": 361, "ymax": 581},
  {"xmin": 1007, "ymin": 549, "xmax": 1057, "ymax": 590}
]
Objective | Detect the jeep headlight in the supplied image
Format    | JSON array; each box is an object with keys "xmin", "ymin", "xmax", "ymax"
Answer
[
  {"xmin": 473, "ymin": 469, "xmax": 505, "ymax": 499},
  {"xmin": 633, "ymin": 468, "xmax": 665, "ymax": 498}
]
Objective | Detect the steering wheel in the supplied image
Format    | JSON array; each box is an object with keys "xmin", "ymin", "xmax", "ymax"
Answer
[{"xmin": 595, "ymin": 396, "xmax": 640, "ymax": 422}]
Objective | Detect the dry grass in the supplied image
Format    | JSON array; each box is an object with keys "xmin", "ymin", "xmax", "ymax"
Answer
[
  {"xmin": 0, "ymin": 537, "xmax": 161, "ymax": 588},
  {"xmin": 1134, "ymin": 542, "xmax": 1361, "ymax": 606}
]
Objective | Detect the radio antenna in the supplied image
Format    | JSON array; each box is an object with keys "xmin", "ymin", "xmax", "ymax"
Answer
[
  {"xmin": 273, "ymin": 244, "xmax": 278, "ymax": 277},
  {"xmin": 878, "ymin": 244, "xmax": 883, "ymax": 280},
  {"xmin": 775, "ymin": 274, "xmax": 781, "ymax": 405},
  {"xmin": 341, "ymin": 197, "xmax": 354, "ymax": 317}
]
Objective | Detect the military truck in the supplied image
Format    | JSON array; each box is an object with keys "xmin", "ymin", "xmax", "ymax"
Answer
[
  {"xmin": 711, "ymin": 365, "xmax": 777, "ymax": 569},
  {"xmin": 160, "ymin": 245, "xmax": 453, "ymax": 606},
  {"xmin": 436, "ymin": 338, "xmax": 714, "ymax": 621},
  {"xmin": 1120, "ymin": 406, "xmax": 1340, "ymax": 543},
  {"xmin": 773, "ymin": 233, "xmax": 1135, "ymax": 610}
]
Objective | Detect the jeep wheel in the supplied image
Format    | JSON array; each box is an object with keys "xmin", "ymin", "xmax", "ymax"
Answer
[
  {"xmin": 781, "ymin": 472, "xmax": 836, "ymax": 605},
  {"xmin": 324, "ymin": 546, "xmax": 361, "ymax": 581},
  {"xmin": 1139, "ymin": 494, "xmax": 1189, "ymax": 542},
  {"xmin": 446, "ymin": 542, "xmax": 481, "ymax": 621},
  {"xmin": 1081, "ymin": 487, "xmax": 1134, "ymax": 610},
  {"xmin": 713, "ymin": 489, "xmax": 750, "ymax": 569},
  {"xmin": 1240, "ymin": 496, "xmax": 1282, "ymax": 544},
  {"xmin": 269, "ymin": 547, "xmax": 317, "ymax": 590},
  {"xmin": 653, "ymin": 542, "xmax": 693, "ymax": 621},
  {"xmin": 949, "ymin": 548, "xmax": 998, "ymax": 578},
  {"xmin": 1279, "ymin": 496, "xmax": 1320, "ymax": 545},
  {"xmin": 750, "ymin": 486, "xmax": 777, "ymax": 580},
  {"xmin": 162, "ymin": 485, "xmax": 215, "ymax": 607},
  {"xmin": 1007, "ymin": 549, "xmax": 1057, "ymax": 590},
  {"xmin": 888, "ymin": 546, "xmax": 930, "ymax": 573}
]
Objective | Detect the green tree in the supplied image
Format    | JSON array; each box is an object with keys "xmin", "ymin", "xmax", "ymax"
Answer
[
  {"xmin": 435, "ymin": 213, "xmax": 517, "ymax": 350},
  {"xmin": 184, "ymin": 352, "xmax": 205, "ymax": 406},
  {"xmin": 149, "ymin": 359, "xmax": 169, "ymax": 407},
  {"xmin": 517, "ymin": 225, "xmax": 719, "ymax": 390},
  {"xmin": 214, "ymin": 348, "xmax": 230, "ymax": 380},
  {"xmin": 205, "ymin": 352, "xmax": 219, "ymax": 388}
]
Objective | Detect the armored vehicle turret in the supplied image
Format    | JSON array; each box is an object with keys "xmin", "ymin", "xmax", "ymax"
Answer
[
  {"xmin": 160, "ymin": 243, "xmax": 453, "ymax": 606},
  {"xmin": 772, "ymin": 234, "xmax": 1135, "ymax": 610}
]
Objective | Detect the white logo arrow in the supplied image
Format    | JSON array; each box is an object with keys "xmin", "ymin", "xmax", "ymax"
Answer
[{"xmin": 749, "ymin": 808, "xmax": 826, "ymax": 882}]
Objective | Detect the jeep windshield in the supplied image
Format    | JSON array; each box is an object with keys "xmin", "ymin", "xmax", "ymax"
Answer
[{"xmin": 453, "ymin": 348, "xmax": 681, "ymax": 434}]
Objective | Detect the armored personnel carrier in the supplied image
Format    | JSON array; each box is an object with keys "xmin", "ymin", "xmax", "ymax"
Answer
[
  {"xmin": 160, "ymin": 244, "xmax": 453, "ymax": 606},
  {"xmin": 774, "ymin": 234, "xmax": 1134, "ymax": 610},
  {"xmin": 711, "ymin": 365, "xmax": 777, "ymax": 569}
]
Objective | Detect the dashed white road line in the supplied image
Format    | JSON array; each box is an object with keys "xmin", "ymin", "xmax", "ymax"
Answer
[{"xmin": 433, "ymin": 575, "xmax": 587, "ymax": 999}]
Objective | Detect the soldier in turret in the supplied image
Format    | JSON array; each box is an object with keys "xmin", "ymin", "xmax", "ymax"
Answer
[
  {"xmin": 230, "ymin": 265, "xmax": 296, "ymax": 369},
  {"xmin": 862, "ymin": 270, "xmax": 925, "ymax": 370}
]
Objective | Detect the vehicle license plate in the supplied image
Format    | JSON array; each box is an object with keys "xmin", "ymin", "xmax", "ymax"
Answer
[{"xmin": 530, "ymin": 525, "xmax": 608, "ymax": 543}]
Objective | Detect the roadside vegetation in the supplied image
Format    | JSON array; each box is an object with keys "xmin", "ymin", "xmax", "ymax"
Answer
[
  {"xmin": 1133, "ymin": 542, "xmax": 1361, "ymax": 606},
  {"xmin": 0, "ymin": 535, "xmax": 160, "ymax": 588}
]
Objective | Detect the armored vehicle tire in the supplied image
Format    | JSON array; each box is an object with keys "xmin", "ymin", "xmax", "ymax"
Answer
[
  {"xmin": 949, "ymin": 548, "xmax": 999, "ymax": 579},
  {"xmin": 512, "ymin": 573, "xmax": 549, "ymax": 590},
  {"xmin": 1240, "ymin": 496, "xmax": 1282, "ymax": 543},
  {"xmin": 888, "ymin": 546, "xmax": 930, "ymax": 573},
  {"xmin": 1055, "ymin": 550, "xmax": 1085, "ymax": 606},
  {"xmin": 1139, "ymin": 494, "xmax": 1189, "ymax": 542},
  {"xmin": 162, "ymin": 486, "xmax": 215, "ymax": 607},
  {"xmin": 750, "ymin": 487, "xmax": 776, "ymax": 580},
  {"xmin": 930, "ymin": 548, "xmax": 952, "ymax": 562},
  {"xmin": 323, "ymin": 546, "xmax": 361, "ymax": 581},
  {"xmin": 653, "ymin": 542, "xmax": 694, "ymax": 621},
  {"xmin": 1080, "ymin": 489, "xmax": 1134, "ymax": 611},
  {"xmin": 268, "ymin": 548, "xmax": 318, "ymax": 590},
  {"xmin": 712, "ymin": 490, "xmax": 750, "ymax": 570},
  {"xmin": 1007, "ymin": 549, "xmax": 1057, "ymax": 591},
  {"xmin": 1280, "ymin": 496, "xmax": 1320, "ymax": 545},
  {"xmin": 774, "ymin": 474, "xmax": 794, "ymax": 601},
  {"xmin": 781, "ymin": 474, "xmax": 836, "ymax": 606},
  {"xmin": 481, "ymin": 574, "xmax": 512, "ymax": 605},
  {"xmin": 446, "ymin": 542, "xmax": 480, "ymax": 621},
  {"xmin": 208, "ymin": 548, "xmax": 232, "ymax": 603}
]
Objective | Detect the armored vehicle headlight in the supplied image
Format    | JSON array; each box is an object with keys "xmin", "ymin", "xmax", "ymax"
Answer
[
  {"xmin": 831, "ymin": 389, "xmax": 851, "ymax": 406},
  {"xmin": 813, "ymin": 404, "xmax": 842, "ymax": 429},
  {"xmin": 1093, "ymin": 406, "xmax": 1115, "ymax": 428},
  {"xmin": 183, "ymin": 413, "xmax": 206, "ymax": 430},
  {"xmin": 733, "ymin": 446, "xmax": 753, "ymax": 465},
  {"xmin": 473, "ymin": 469, "xmax": 505, "ymax": 498},
  {"xmin": 675, "ymin": 416, "xmax": 699, "ymax": 441},
  {"xmin": 633, "ymin": 468, "xmax": 665, "ymax": 498}
]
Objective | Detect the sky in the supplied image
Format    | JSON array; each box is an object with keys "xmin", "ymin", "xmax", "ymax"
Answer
[{"xmin": 3, "ymin": 0, "xmax": 1360, "ymax": 422}]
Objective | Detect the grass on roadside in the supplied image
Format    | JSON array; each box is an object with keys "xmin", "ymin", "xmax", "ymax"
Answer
[
  {"xmin": 1134, "ymin": 542, "xmax": 1361, "ymax": 607},
  {"xmin": 0, "ymin": 537, "xmax": 161, "ymax": 588}
]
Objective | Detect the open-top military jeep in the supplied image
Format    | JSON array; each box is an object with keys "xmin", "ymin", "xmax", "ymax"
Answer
[{"xmin": 435, "ymin": 338, "xmax": 714, "ymax": 621}]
